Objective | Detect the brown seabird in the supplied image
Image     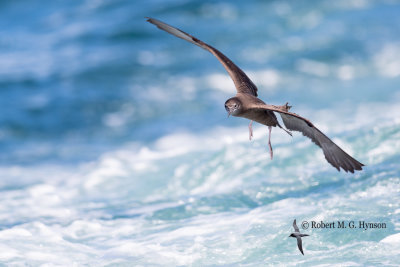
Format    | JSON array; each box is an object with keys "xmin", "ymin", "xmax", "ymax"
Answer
[
  {"xmin": 289, "ymin": 219, "xmax": 309, "ymax": 255},
  {"xmin": 146, "ymin": 17, "xmax": 364, "ymax": 173}
]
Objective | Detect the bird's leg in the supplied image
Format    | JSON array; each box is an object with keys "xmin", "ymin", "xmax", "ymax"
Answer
[
  {"xmin": 248, "ymin": 120, "xmax": 253, "ymax": 141},
  {"xmin": 268, "ymin": 126, "xmax": 273, "ymax": 160}
]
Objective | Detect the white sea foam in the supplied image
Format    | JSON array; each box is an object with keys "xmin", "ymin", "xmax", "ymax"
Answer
[
  {"xmin": 0, "ymin": 99, "xmax": 398, "ymax": 266},
  {"xmin": 74, "ymin": 97, "xmax": 399, "ymax": 212},
  {"xmin": 374, "ymin": 43, "xmax": 400, "ymax": 77},
  {"xmin": 381, "ymin": 233, "xmax": 400, "ymax": 244}
]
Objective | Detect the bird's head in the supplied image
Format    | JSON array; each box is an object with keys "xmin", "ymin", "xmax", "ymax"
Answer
[
  {"xmin": 224, "ymin": 97, "xmax": 242, "ymax": 117},
  {"xmin": 289, "ymin": 233, "xmax": 296, "ymax": 238}
]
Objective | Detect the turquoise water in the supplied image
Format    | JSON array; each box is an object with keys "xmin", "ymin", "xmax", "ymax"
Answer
[{"xmin": 1, "ymin": 0, "xmax": 400, "ymax": 265}]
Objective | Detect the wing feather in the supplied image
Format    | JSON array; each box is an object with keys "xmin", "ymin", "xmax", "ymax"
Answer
[
  {"xmin": 249, "ymin": 104, "xmax": 364, "ymax": 172},
  {"xmin": 146, "ymin": 17, "xmax": 258, "ymax": 96},
  {"xmin": 293, "ymin": 219, "xmax": 300, "ymax": 232},
  {"xmin": 297, "ymin": 237, "xmax": 304, "ymax": 255}
]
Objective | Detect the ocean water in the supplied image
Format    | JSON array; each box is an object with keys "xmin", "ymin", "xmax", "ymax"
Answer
[{"xmin": 1, "ymin": 0, "xmax": 400, "ymax": 265}]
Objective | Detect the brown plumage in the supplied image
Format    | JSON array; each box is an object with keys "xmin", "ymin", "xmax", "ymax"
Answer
[{"xmin": 147, "ymin": 17, "xmax": 364, "ymax": 173}]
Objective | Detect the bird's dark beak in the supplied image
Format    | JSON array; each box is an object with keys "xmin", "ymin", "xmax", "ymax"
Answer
[{"xmin": 225, "ymin": 106, "xmax": 231, "ymax": 118}]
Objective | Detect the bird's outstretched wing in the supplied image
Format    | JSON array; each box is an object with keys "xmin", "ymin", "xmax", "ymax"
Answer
[
  {"xmin": 146, "ymin": 17, "xmax": 258, "ymax": 97},
  {"xmin": 247, "ymin": 103, "xmax": 364, "ymax": 173},
  {"xmin": 293, "ymin": 219, "xmax": 300, "ymax": 232},
  {"xmin": 297, "ymin": 237, "xmax": 304, "ymax": 255}
]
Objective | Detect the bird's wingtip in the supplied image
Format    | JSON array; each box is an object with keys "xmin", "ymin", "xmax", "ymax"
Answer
[{"xmin": 145, "ymin": 17, "xmax": 155, "ymax": 23}]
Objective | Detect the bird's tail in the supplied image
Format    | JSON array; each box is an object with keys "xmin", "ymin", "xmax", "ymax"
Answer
[
  {"xmin": 275, "ymin": 102, "xmax": 292, "ymax": 136},
  {"xmin": 277, "ymin": 123, "xmax": 292, "ymax": 136}
]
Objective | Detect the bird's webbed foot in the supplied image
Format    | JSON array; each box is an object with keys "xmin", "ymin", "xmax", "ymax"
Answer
[{"xmin": 281, "ymin": 102, "xmax": 292, "ymax": 112}]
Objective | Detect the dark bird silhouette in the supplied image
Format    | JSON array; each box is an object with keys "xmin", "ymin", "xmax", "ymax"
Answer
[
  {"xmin": 146, "ymin": 17, "xmax": 364, "ymax": 173},
  {"xmin": 289, "ymin": 219, "xmax": 309, "ymax": 255}
]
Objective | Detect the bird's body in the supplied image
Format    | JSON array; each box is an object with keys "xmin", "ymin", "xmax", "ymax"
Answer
[
  {"xmin": 147, "ymin": 17, "xmax": 364, "ymax": 173},
  {"xmin": 230, "ymin": 94, "xmax": 278, "ymax": 126}
]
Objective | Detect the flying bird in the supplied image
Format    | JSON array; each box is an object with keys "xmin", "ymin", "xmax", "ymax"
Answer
[
  {"xmin": 146, "ymin": 17, "xmax": 364, "ymax": 173},
  {"xmin": 289, "ymin": 219, "xmax": 309, "ymax": 255}
]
